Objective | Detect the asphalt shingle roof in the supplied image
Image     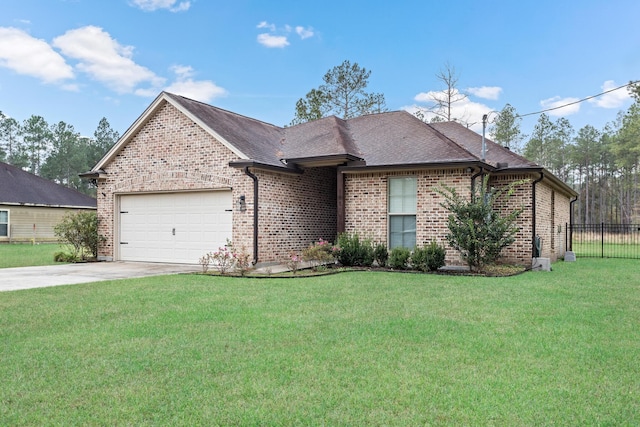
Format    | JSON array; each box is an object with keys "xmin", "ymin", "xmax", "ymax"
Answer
[
  {"xmin": 166, "ymin": 92, "xmax": 520, "ymax": 168},
  {"xmin": 0, "ymin": 161, "xmax": 97, "ymax": 208}
]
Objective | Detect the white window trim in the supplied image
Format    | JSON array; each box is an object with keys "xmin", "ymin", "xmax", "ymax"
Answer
[
  {"xmin": 388, "ymin": 177, "xmax": 417, "ymax": 249},
  {"xmin": 0, "ymin": 209, "xmax": 9, "ymax": 238}
]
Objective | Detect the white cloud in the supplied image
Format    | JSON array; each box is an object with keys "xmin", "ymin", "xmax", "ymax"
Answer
[
  {"xmin": 257, "ymin": 21, "xmax": 276, "ymax": 31},
  {"xmin": 0, "ymin": 27, "xmax": 74, "ymax": 84},
  {"xmin": 257, "ymin": 33, "xmax": 289, "ymax": 48},
  {"xmin": 588, "ymin": 80, "xmax": 632, "ymax": 108},
  {"xmin": 256, "ymin": 21, "xmax": 314, "ymax": 47},
  {"xmin": 130, "ymin": 0, "xmax": 191, "ymax": 12},
  {"xmin": 408, "ymin": 90, "xmax": 493, "ymax": 132},
  {"xmin": 467, "ymin": 86, "xmax": 502, "ymax": 100},
  {"xmin": 295, "ymin": 26, "xmax": 314, "ymax": 39},
  {"xmin": 540, "ymin": 96, "xmax": 581, "ymax": 116},
  {"xmin": 53, "ymin": 26, "xmax": 164, "ymax": 94},
  {"xmin": 163, "ymin": 64, "xmax": 227, "ymax": 102}
]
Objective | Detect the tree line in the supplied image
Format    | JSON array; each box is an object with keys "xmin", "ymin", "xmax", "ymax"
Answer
[
  {"xmin": 490, "ymin": 84, "xmax": 640, "ymax": 225},
  {"xmin": 0, "ymin": 113, "xmax": 119, "ymax": 196}
]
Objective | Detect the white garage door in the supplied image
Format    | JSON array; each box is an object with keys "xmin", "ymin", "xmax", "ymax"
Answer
[{"xmin": 119, "ymin": 191, "xmax": 232, "ymax": 264}]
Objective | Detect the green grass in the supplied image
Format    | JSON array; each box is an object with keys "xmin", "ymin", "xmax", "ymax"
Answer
[
  {"xmin": 572, "ymin": 241, "xmax": 640, "ymax": 258},
  {"xmin": 0, "ymin": 243, "xmax": 63, "ymax": 268},
  {"xmin": 1, "ymin": 259, "xmax": 639, "ymax": 425}
]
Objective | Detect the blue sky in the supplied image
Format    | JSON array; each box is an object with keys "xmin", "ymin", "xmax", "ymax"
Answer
[{"xmin": 1, "ymin": 0, "xmax": 638, "ymax": 140}]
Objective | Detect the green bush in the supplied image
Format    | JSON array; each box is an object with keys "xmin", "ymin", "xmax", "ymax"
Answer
[
  {"xmin": 411, "ymin": 241, "xmax": 446, "ymax": 272},
  {"xmin": 435, "ymin": 175, "xmax": 524, "ymax": 272},
  {"xmin": 54, "ymin": 251, "xmax": 79, "ymax": 263},
  {"xmin": 374, "ymin": 243, "xmax": 388, "ymax": 267},
  {"xmin": 54, "ymin": 211, "xmax": 104, "ymax": 261},
  {"xmin": 302, "ymin": 238, "xmax": 335, "ymax": 270},
  {"xmin": 389, "ymin": 247, "xmax": 411, "ymax": 270},
  {"xmin": 335, "ymin": 233, "xmax": 374, "ymax": 267}
]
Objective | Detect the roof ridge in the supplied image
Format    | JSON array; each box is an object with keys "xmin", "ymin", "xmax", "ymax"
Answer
[{"xmin": 164, "ymin": 91, "xmax": 283, "ymax": 130}]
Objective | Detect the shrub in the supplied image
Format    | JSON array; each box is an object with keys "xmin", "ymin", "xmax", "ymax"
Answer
[
  {"xmin": 287, "ymin": 253, "xmax": 302, "ymax": 274},
  {"xmin": 208, "ymin": 245, "xmax": 236, "ymax": 274},
  {"xmin": 411, "ymin": 241, "xmax": 446, "ymax": 272},
  {"xmin": 54, "ymin": 251, "xmax": 78, "ymax": 263},
  {"xmin": 374, "ymin": 243, "xmax": 388, "ymax": 267},
  {"xmin": 302, "ymin": 238, "xmax": 335, "ymax": 270},
  {"xmin": 234, "ymin": 245, "xmax": 252, "ymax": 276},
  {"xmin": 435, "ymin": 175, "xmax": 525, "ymax": 272},
  {"xmin": 335, "ymin": 233, "xmax": 374, "ymax": 267},
  {"xmin": 389, "ymin": 247, "xmax": 411, "ymax": 270},
  {"xmin": 54, "ymin": 211, "xmax": 103, "ymax": 261}
]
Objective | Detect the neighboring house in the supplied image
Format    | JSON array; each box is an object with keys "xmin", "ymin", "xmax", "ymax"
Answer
[
  {"xmin": 82, "ymin": 92, "xmax": 577, "ymax": 266},
  {"xmin": 0, "ymin": 161, "xmax": 97, "ymax": 243}
]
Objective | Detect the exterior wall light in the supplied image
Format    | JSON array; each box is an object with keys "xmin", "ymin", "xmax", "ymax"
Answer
[{"xmin": 238, "ymin": 195, "xmax": 246, "ymax": 212}]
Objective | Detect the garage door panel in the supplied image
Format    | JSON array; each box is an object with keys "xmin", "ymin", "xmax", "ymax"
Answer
[{"xmin": 119, "ymin": 191, "xmax": 232, "ymax": 264}]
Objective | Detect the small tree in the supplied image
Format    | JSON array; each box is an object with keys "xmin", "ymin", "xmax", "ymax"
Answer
[
  {"xmin": 435, "ymin": 175, "xmax": 525, "ymax": 272},
  {"xmin": 54, "ymin": 211, "xmax": 102, "ymax": 260}
]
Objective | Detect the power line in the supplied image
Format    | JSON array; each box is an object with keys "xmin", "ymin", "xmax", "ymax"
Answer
[{"xmin": 517, "ymin": 80, "xmax": 638, "ymax": 118}]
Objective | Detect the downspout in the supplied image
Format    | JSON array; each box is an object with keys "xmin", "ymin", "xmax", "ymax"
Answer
[
  {"xmin": 568, "ymin": 196, "xmax": 578, "ymax": 251},
  {"xmin": 531, "ymin": 172, "xmax": 544, "ymax": 258},
  {"xmin": 470, "ymin": 167, "xmax": 484, "ymax": 199},
  {"xmin": 243, "ymin": 166, "xmax": 259, "ymax": 265}
]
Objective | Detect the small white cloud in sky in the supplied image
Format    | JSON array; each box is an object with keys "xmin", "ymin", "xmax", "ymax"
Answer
[
  {"xmin": 256, "ymin": 21, "xmax": 314, "ymax": 48},
  {"xmin": 540, "ymin": 96, "xmax": 581, "ymax": 116},
  {"xmin": 0, "ymin": 27, "xmax": 74, "ymax": 84},
  {"xmin": 467, "ymin": 86, "xmax": 502, "ymax": 100},
  {"xmin": 257, "ymin": 33, "xmax": 289, "ymax": 48},
  {"xmin": 588, "ymin": 80, "xmax": 631, "ymax": 108},
  {"xmin": 257, "ymin": 21, "xmax": 276, "ymax": 32},
  {"xmin": 130, "ymin": 0, "xmax": 191, "ymax": 12},
  {"xmin": 295, "ymin": 26, "xmax": 314, "ymax": 39},
  {"xmin": 53, "ymin": 25, "xmax": 165, "ymax": 94},
  {"xmin": 162, "ymin": 64, "xmax": 227, "ymax": 102}
]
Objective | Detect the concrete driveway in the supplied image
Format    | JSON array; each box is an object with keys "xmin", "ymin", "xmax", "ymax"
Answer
[{"xmin": 0, "ymin": 262, "xmax": 200, "ymax": 292}]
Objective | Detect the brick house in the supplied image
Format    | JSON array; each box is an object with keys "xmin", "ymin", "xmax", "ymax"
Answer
[{"xmin": 82, "ymin": 92, "xmax": 577, "ymax": 266}]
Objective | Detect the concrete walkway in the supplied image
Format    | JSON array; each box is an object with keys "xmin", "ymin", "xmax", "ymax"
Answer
[{"xmin": 0, "ymin": 262, "xmax": 200, "ymax": 292}]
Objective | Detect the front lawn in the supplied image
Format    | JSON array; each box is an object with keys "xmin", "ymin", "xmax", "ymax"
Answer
[
  {"xmin": 1, "ymin": 259, "xmax": 638, "ymax": 425},
  {"xmin": 0, "ymin": 243, "xmax": 62, "ymax": 268}
]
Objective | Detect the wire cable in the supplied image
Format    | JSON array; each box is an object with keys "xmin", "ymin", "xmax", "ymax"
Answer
[{"xmin": 517, "ymin": 80, "xmax": 638, "ymax": 118}]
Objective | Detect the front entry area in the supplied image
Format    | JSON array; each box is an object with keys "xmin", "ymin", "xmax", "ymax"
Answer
[{"xmin": 118, "ymin": 191, "xmax": 232, "ymax": 264}]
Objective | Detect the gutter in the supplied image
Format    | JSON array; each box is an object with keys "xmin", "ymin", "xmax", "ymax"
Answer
[
  {"xmin": 243, "ymin": 166, "xmax": 259, "ymax": 265},
  {"xmin": 531, "ymin": 172, "xmax": 544, "ymax": 257}
]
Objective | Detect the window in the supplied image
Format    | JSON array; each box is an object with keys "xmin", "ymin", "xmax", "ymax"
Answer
[
  {"xmin": 388, "ymin": 177, "xmax": 416, "ymax": 249},
  {"xmin": 0, "ymin": 210, "xmax": 8, "ymax": 237}
]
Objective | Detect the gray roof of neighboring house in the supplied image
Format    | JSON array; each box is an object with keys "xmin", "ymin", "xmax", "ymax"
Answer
[{"xmin": 0, "ymin": 161, "xmax": 97, "ymax": 208}]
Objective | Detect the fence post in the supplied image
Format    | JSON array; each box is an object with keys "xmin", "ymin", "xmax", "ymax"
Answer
[{"xmin": 601, "ymin": 222, "xmax": 604, "ymax": 258}]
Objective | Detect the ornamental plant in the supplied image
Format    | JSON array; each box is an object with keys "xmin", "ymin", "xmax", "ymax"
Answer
[
  {"xmin": 54, "ymin": 211, "xmax": 104, "ymax": 261},
  {"xmin": 208, "ymin": 240, "xmax": 237, "ymax": 274},
  {"xmin": 389, "ymin": 247, "xmax": 411, "ymax": 270},
  {"xmin": 302, "ymin": 238, "xmax": 335, "ymax": 270},
  {"xmin": 435, "ymin": 175, "xmax": 525, "ymax": 272},
  {"xmin": 411, "ymin": 241, "xmax": 446, "ymax": 272},
  {"xmin": 334, "ymin": 233, "xmax": 374, "ymax": 267},
  {"xmin": 287, "ymin": 252, "xmax": 301, "ymax": 274}
]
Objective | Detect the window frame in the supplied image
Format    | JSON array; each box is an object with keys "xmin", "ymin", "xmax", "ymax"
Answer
[
  {"xmin": 0, "ymin": 209, "xmax": 9, "ymax": 238},
  {"xmin": 388, "ymin": 176, "xmax": 417, "ymax": 249}
]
